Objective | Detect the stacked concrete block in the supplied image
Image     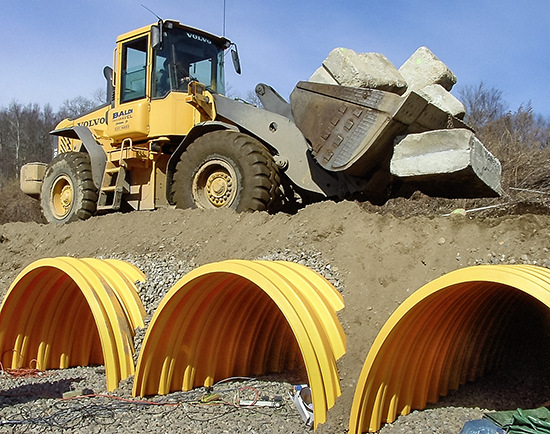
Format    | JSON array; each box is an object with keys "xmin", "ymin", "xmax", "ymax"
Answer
[
  {"xmin": 399, "ymin": 46, "xmax": 457, "ymax": 91},
  {"xmin": 397, "ymin": 46, "xmax": 464, "ymax": 120},
  {"xmin": 390, "ymin": 129, "xmax": 502, "ymax": 197},
  {"xmin": 309, "ymin": 45, "xmax": 464, "ymax": 118},
  {"xmin": 301, "ymin": 46, "xmax": 501, "ymax": 198},
  {"xmin": 308, "ymin": 66, "xmax": 339, "ymax": 85},
  {"xmin": 416, "ymin": 84, "xmax": 466, "ymax": 119},
  {"xmin": 310, "ymin": 47, "xmax": 408, "ymax": 95}
]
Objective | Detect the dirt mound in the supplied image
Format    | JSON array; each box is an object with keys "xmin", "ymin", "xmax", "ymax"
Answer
[{"xmin": 1, "ymin": 200, "xmax": 549, "ymax": 432}]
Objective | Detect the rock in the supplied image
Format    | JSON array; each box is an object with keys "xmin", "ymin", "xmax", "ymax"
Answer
[
  {"xmin": 450, "ymin": 208, "xmax": 467, "ymax": 217},
  {"xmin": 308, "ymin": 66, "xmax": 339, "ymax": 85},
  {"xmin": 417, "ymin": 84, "xmax": 466, "ymax": 119},
  {"xmin": 399, "ymin": 46, "xmax": 457, "ymax": 91},
  {"xmin": 320, "ymin": 47, "xmax": 407, "ymax": 94}
]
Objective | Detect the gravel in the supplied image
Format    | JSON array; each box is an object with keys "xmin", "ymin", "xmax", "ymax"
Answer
[
  {"xmin": 0, "ymin": 367, "xmax": 309, "ymax": 433},
  {"xmin": 0, "ymin": 250, "xmax": 339, "ymax": 433},
  {"xmin": 1, "ymin": 220, "xmax": 548, "ymax": 433}
]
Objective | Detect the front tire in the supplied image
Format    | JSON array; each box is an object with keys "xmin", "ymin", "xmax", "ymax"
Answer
[
  {"xmin": 173, "ymin": 131, "xmax": 282, "ymax": 212},
  {"xmin": 40, "ymin": 152, "xmax": 98, "ymax": 224}
]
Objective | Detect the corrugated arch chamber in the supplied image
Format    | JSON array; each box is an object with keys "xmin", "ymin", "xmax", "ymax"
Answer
[
  {"xmin": 0, "ymin": 257, "xmax": 146, "ymax": 391},
  {"xmin": 133, "ymin": 259, "xmax": 346, "ymax": 428},
  {"xmin": 349, "ymin": 264, "xmax": 550, "ymax": 433}
]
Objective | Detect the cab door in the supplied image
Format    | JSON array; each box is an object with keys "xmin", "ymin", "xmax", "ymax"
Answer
[{"xmin": 107, "ymin": 35, "xmax": 150, "ymax": 141}]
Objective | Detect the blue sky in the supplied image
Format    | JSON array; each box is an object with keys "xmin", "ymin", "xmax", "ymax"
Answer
[{"xmin": 1, "ymin": 1, "xmax": 549, "ymax": 117}]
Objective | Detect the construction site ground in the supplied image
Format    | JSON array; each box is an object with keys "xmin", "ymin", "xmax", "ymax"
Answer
[{"xmin": 0, "ymin": 196, "xmax": 549, "ymax": 433}]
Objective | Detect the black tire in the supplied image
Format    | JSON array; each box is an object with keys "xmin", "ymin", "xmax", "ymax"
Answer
[
  {"xmin": 172, "ymin": 130, "xmax": 282, "ymax": 212},
  {"xmin": 40, "ymin": 152, "xmax": 98, "ymax": 224}
]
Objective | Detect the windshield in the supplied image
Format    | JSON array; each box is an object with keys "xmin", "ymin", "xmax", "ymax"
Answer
[{"xmin": 152, "ymin": 27, "xmax": 226, "ymax": 98}]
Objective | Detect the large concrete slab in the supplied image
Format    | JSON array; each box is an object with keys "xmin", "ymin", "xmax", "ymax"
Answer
[
  {"xmin": 390, "ymin": 129, "xmax": 502, "ymax": 197},
  {"xmin": 399, "ymin": 47, "xmax": 457, "ymax": 91},
  {"xmin": 320, "ymin": 48, "xmax": 407, "ymax": 95}
]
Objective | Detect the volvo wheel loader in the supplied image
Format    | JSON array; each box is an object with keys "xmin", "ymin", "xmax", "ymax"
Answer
[{"xmin": 20, "ymin": 19, "xmax": 502, "ymax": 224}]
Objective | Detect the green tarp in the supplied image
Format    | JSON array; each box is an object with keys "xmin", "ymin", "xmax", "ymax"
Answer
[{"xmin": 485, "ymin": 407, "xmax": 550, "ymax": 434}]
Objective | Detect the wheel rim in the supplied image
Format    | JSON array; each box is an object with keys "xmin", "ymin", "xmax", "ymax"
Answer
[
  {"xmin": 192, "ymin": 159, "xmax": 238, "ymax": 208},
  {"xmin": 50, "ymin": 175, "xmax": 74, "ymax": 219}
]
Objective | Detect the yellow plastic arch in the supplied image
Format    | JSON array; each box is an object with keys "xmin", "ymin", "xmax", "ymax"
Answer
[
  {"xmin": 349, "ymin": 264, "xmax": 550, "ymax": 433},
  {"xmin": 0, "ymin": 257, "xmax": 146, "ymax": 391},
  {"xmin": 133, "ymin": 260, "xmax": 346, "ymax": 429}
]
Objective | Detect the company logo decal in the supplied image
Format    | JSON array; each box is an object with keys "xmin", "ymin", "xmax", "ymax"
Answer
[
  {"xmin": 112, "ymin": 109, "xmax": 134, "ymax": 120},
  {"xmin": 77, "ymin": 117, "xmax": 106, "ymax": 127},
  {"xmin": 186, "ymin": 33, "xmax": 212, "ymax": 44}
]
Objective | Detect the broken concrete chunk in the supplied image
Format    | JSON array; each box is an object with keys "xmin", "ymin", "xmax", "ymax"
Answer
[
  {"xmin": 308, "ymin": 66, "xmax": 339, "ymax": 85},
  {"xmin": 321, "ymin": 48, "xmax": 407, "ymax": 95},
  {"xmin": 399, "ymin": 47, "xmax": 457, "ymax": 91},
  {"xmin": 356, "ymin": 52, "xmax": 408, "ymax": 94},
  {"xmin": 417, "ymin": 84, "xmax": 466, "ymax": 119},
  {"xmin": 390, "ymin": 129, "xmax": 502, "ymax": 197}
]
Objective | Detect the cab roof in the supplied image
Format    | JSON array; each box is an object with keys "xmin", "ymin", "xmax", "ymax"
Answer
[{"xmin": 116, "ymin": 20, "xmax": 232, "ymax": 49}]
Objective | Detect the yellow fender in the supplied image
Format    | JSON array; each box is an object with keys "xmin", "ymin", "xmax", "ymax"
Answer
[
  {"xmin": 349, "ymin": 264, "xmax": 550, "ymax": 433},
  {"xmin": 133, "ymin": 259, "xmax": 345, "ymax": 429},
  {"xmin": 0, "ymin": 257, "xmax": 146, "ymax": 391}
]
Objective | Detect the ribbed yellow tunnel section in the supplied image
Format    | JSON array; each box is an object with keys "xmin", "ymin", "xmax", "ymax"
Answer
[
  {"xmin": 349, "ymin": 264, "xmax": 550, "ymax": 433},
  {"xmin": 133, "ymin": 260, "xmax": 345, "ymax": 428},
  {"xmin": 0, "ymin": 257, "xmax": 146, "ymax": 391}
]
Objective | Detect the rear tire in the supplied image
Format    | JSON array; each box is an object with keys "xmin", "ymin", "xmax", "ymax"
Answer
[
  {"xmin": 173, "ymin": 130, "xmax": 282, "ymax": 212},
  {"xmin": 40, "ymin": 152, "xmax": 98, "ymax": 224}
]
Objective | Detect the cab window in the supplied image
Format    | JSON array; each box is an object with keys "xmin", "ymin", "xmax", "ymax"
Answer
[
  {"xmin": 121, "ymin": 37, "xmax": 148, "ymax": 103},
  {"xmin": 152, "ymin": 28, "xmax": 226, "ymax": 98}
]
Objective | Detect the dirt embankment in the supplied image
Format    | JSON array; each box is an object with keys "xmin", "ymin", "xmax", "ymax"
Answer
[{"xmin": 1, "ymin": 200, "xmax": 549, "ymax": 432}]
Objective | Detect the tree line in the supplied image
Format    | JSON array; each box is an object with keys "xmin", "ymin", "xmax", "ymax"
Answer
[
  {"xmin": 0, "ymin": 95, "xmax": 103, "ymax": 188},
  {"xmin": 0, "ymin": 84, "xmax": 548, "ymax": 192},
  {"xmin": 458, "ymin": 83, "xmax": 549, "ymax": 192}
]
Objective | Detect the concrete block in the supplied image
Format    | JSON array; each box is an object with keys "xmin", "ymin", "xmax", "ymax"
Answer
[
  {"xmin": 321, "ymin": 48, "xmax": 407, "ymax": 95},
  {"xmin": 390, "ymin": 129, "xmax": 502, "ymax": 197},
  {"xmin": 417, "ymin": 84, "xmax": 466, "ymax": 119},
  {"xmin": 308, "ymin": 66, "xmax": 339, "ymax": 85},
  {"xmin": 399, "ymin": 47, "xmax": 457, "ymax": 91}
]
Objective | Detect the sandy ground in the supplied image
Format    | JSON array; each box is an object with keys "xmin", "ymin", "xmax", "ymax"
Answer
[{"xmin": 0, "ymin": 200, "xmax": 549, "ymax": 431}]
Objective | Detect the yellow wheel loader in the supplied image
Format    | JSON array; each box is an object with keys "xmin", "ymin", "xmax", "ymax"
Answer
[{"xmin": 20, "ymin": 20, "xmax": 502, "ymax": 224}]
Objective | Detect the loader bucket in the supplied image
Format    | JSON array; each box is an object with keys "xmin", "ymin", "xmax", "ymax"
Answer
[{"xmin": 290, "ymin": 81, "xmax": 470, "ymax": 177}]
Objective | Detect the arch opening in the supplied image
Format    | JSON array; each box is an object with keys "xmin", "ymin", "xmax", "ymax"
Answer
[
  {"xmin": 350, "ymin": 265, "xmax": 550, "ymax": 433},
  {"xmin": 133, "ymin": 260, "xmax": 346, "ymax": 429},
  {"xmin": 0, "ymin": 257, "xmax": 146, "ymax": 391}
]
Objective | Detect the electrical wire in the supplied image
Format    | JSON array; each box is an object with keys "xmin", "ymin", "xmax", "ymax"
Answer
[{"xmin": 0, "ymin": 376, "xmax": 292, "ymax": 430}]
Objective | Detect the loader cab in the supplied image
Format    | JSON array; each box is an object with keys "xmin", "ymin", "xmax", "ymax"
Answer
[
  {"xmin": 107, "ymin": 20, "xmax": 233, "ymax": 141},
  {"xmin": 150, "ymin": 23, "xmax": 228, "ymax": 97}
]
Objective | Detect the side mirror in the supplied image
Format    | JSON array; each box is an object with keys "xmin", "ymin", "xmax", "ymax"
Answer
[
  {"xmin": 103, "ymin": 66, "xmax": 114, "ymax": 105},
  {"xmin": 231, "ymin": 45, "xmax": 242, "ymax": 75},
  {"xmin": 151, "ymin": 21, "xmax": 163, "ymax": 50}
]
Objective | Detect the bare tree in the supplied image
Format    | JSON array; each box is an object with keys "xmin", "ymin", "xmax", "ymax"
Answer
[
  {"xmin": 244, "ymin": 90, "xmax": 263, "ymax": 107},
  {"xmin": 458, "ymin": 83, "xmax": 550, "ymax": 192},
  {"xmin": 57, "ymin": 95, "xmax": 99, "ymax": 120},
  {"xmin": 458, "ymin": 82, "xmax": 508, "ymax": 131},
  {"xmin": 92, "ymin": 87, "xmax": 107, "ymax": 105},
  {"xmin": 0, "ymin": 102, "xmax": 57, "ymax": 182}
]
